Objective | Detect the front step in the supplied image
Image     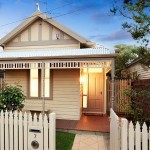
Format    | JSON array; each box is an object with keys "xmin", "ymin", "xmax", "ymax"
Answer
[{"xmin": 82, "ymin": 112, "xmax": 105, "ymax": 116}]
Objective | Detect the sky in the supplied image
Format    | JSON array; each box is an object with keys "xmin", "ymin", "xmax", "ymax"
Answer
[{"xmin": 0, "ymin": 0, "xmax": 138, "ymax": 50}]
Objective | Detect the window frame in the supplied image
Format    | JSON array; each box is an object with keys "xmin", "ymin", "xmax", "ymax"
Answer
[{"xmin": 28, "ymin": 69, "xmax": 53, "ymax": 100}]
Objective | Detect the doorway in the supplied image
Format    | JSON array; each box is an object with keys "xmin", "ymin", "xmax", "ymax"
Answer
[
  {"xmin": 81, "ymin": 68, "xmax": 104, "ymax": 113},
  {"xmin": 88, "ymin": 72, "xmax": 104, "ymax": 112}
]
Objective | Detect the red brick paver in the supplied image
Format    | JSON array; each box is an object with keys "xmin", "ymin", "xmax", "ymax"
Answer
[{"xmin": 56, "ymin": 115, "xmax": 110, "ymax": 132}]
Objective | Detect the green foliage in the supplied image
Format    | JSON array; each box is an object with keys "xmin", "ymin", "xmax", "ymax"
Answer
[
  {"xmin": 111, "ymin": 0, "xmax": 150, "ymax": 46},
  {"xmin": 111, "ymin": 0, "xmax": 150, "ymax": 68},
  {"xmin": 115, "ymin": 44, "xmax": 139, "ymax": 79},
  {"xmin": 137, "ymin": 46, "xmax": 150, "ymax": 68},
  {"xmin": 120, "ymin": 88, "xmax": 150, "ymax": 125},
  {"xmin": 0, "ymin": 84, "xmax": 26, "ymax": 111}
]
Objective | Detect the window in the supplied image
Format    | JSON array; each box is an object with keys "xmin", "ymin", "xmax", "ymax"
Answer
[
  {"xmin": 29, "ymin": 69, "xmax": 51, "ymax": 98},
  {"xmin": 30, "ymin": 69, "xmax": 38, "ymax": 97},
  {"xmin": 41, "ymin": 69, "xmax": 50, "ymax": 98}
]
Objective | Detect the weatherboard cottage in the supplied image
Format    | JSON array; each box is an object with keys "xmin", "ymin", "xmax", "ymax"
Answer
[{"xmin": 0, "ymin": 10, "xmax": 116, "ymax": 120}]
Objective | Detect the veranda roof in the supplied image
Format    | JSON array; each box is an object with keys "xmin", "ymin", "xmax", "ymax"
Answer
[{"xmin": 0, "ymin": 48, "xmax": 116, "ymax": 60}]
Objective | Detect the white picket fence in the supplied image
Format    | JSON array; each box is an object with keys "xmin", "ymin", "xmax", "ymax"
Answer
[
  {"xmin": 0, "ymin": 110, "xmax": 56, "ymax": 150},
  {"xmin": 110, "ymin": 108, "xmax": 150, "ymax": 150}
]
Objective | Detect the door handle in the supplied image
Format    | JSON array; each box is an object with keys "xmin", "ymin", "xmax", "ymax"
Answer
[{"xmin": 100, "ymin": 91, "xmax": 102, "ymax": 95}]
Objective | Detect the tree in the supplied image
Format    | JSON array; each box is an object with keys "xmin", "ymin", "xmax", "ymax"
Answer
[
  {"xmin": 111, "ymin": 0, "xmax": 150, "ymax": 67},
  {"xmin": 115, "ymin": 44, "xmax": 139, "ymax": 79}
]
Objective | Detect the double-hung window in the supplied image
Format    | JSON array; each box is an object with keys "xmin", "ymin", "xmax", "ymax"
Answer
[{"xmin": 29, "ymin": 69, "xmax": 51, "ymax": 99}]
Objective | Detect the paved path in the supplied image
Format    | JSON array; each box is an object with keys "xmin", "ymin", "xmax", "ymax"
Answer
[{"xmin": 72, "ymin": 132, "xmax": 109, "ymax": 150}]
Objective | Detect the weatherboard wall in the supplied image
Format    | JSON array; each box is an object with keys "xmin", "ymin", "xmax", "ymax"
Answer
[
  {"xmin": 128, "ymin": 62, "xmax": 150, "ymax": 79},
  {"xmin": 5, "ymin": 69, "xmax": 81, "ymax": 120}
]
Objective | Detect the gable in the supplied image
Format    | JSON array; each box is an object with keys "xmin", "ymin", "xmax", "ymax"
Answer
[
  {"xmin": 6, "ymin": 19, "xmax": 78, "ymax": 47},
  {"xmin": 0, "ymin": 10, "xmax": 94, "ymax": 48}
]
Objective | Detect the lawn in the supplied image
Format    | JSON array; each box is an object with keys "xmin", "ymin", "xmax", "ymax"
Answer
[{"xmin": 56, "ymin": 131, "xmax": 75, "ymax": 150}]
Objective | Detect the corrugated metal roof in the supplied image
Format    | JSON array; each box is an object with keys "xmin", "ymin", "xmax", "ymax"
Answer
[{"xmin": 0, "ymin": 48, "xmax": 115, "ymax": 59}]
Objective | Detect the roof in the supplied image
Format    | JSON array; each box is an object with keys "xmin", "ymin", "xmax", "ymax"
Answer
[
  {"xmin": 0, "ymin": 48, "xmax": 117, "ymax": 60},
  {"xmin": 0, "ymin": 10, "xmax": 94, "ymax": 47}
]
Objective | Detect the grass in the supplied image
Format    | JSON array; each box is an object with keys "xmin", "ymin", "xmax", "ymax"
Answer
[{"xmin": 56, "ymin": 131, "xmax": 75, "ymax": 150}]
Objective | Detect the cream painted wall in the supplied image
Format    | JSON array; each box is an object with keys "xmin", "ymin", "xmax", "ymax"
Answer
[
  {"xmin": 21, "ymin": 29, "xmax": 28, "ymax": 42},
  {"xmin": 5, "ymin": 69, "xmax": 81, "ymax": 120},
  {"xmin": 42, "ymin": 21, "xmax": 51, "ymax": 41},
  {"xmin": 31, "ymin": 22, "xmax": 39, "ymax": 41}
]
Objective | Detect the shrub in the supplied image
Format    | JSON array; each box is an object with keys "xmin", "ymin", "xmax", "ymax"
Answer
[
  {"xmin": 120, "ymin": 88, "xmax": 150, "ymax": 126},
  {"xmin": 0, "ymin": 84, "xmax": 26, "ymax": 111}
]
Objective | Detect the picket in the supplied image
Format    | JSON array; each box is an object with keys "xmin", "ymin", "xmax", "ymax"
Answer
[
  {"xmin": 121, "ymin": 118, "xmax": 128, "ymax": 150},
  {"xmin": 5, "ymin": 111, "xmax": 9, "ymax": 150},
  {"xmin": 23, "ymin": 112, "xmax": 27, "ymax": 150},
  {"xmin": 28, "ymin": 113, "xmax": 32, "ymax": 126},
  {"xmin": 0, "ymin": 111, "xmax": 56, "ymax": 150},
  {"xmin": 1, "ymin": 110, "xmax": 4, "ymax": 150},
  {"xmin": 129, "ymin": 122, "xmax": 134, "ymax": 150},
  {"xmin": 44, "ymin": 114, "xmax": 48, "ymax": 150},
  {"xmin": 9, "ymin": 111, "xmax": 13, "ymax": 150},
  {"xmin": 33, "ymin": 113, "xmax": 37, "ymax": 126},
  {"xmin": 39, "ymin": 113, "xmax": 42, "ymax": 126},
  {"xmin": 19, "ymin": 112, "xmax": 23, "ymax": 150},
  {"xmin": 14, "ymin": 111, "xmax": 18, "ymax": 150},
  {"xmin": 135, "ymin": 122, "xmax": 141, "ymax": 150},
  {"xmin": 142, "ymin": 123, "xmax": 148, "ymax": 150}
]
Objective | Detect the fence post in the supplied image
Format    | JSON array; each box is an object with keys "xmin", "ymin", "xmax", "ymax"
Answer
[
  {"xmin": 49, "ymin": 113, "xmax": 56, "ymax": 150},
  {"xmin": 121, "ymin": 118, "xmax": 128, "ymax": 150}
]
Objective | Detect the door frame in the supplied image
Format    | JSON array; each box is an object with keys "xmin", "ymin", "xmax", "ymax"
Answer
[{"xmin": 82, "ymin": 69, "xmax": 105, "ymax": 114}]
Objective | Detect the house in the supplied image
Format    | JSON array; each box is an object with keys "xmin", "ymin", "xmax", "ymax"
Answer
[
  {"xmin": 0, "ymin": 10, "xmax": 117, "ymax": 120},
  {"xmin": 128, "ymin": 60, "xmax": 150, "ymax": 80}
]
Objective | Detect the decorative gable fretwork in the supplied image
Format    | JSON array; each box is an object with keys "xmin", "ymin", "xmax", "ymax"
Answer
[
  {"xmin": 7, "ymin": 20, "xmax": 75, "ymax": 47},
  {"xmin": 0, "ymin": 61, "xmax": 112, "ymax": 69}
]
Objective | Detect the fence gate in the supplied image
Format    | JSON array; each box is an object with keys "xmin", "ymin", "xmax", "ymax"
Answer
[
  {"xmin": 110, "ymin": 108, "xmax": 150, "ymax": 150},
  {"xmin": 0, "ymin": 111, "xmax": 56, "ymax": 150}
]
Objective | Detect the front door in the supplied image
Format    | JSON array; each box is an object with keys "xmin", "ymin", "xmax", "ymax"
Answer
[{"xmin": 88, "ymin": 73, "xmax": 104, "ymax": 112}]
